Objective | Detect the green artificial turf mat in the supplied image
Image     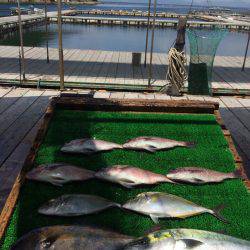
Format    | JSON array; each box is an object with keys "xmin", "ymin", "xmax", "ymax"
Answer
[{"xmin": 1, "ymin": 110, "xmax": 250, "ymax": 249}]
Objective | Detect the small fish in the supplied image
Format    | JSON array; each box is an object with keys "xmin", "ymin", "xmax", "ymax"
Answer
[
  {"xmin": 61, "ymin": 138, "xmax": 123, "ymax": 155},
  {"xmin": 26, "ymin": 163, "xmax": 95, "ymax": 186},
  {"xmin": 167, "ymin": 167, "xmax": 243, "ymax": 184},
  {"xmin": 11, "ymin": 225, "xmax": 134, "ymax": 250},
  {"xmin": 122, "ymin": 192, "xmax": 226, "ymax": 224},
  {"xmin": 122, "ymin": 136, "xmax": 195, "ymax": 153},
  {"xmin": 95, "ymin": 165, "xmax": 175, "ymax": 188},
  {"xmin": 123, "ymin": 228, "xmax": 250, "ymax": 250},
  {"xmin": 38, "ymin": 194, "xmax": 120, "ymax": 216}
]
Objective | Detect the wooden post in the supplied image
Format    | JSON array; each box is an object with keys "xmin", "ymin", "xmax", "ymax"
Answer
[
  {"xmin": 147, "ymin": 0, "xmax": 157, "ymax": 86},
  {"xmin": 242, "ymin": 32, "xmax": 250, "ymax": 72},
  {"xmin": 17, "ymin": 0, "xmax": 25, "ymax": 81},
  {"xmin": 174, "ymin": 16, "xmax": 187, "ymax": 52},
  {"xmin": 45, "ymin": 0, "xmax": 49, "ymax": 63},
  {"xmin": 57, "ymin": 0, "xmax": 64, "ymax": 90},
  {"xmin": 144, "ymin": 0, "xmax": 151, "ymax": 67},
  {"xmin": 166, "ymin": 16, "xmax": 187, "ymax": 96}
]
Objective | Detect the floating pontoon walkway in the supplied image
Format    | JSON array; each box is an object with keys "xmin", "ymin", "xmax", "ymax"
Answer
[
  {"xmin": 0, "ymin": 46, "xmax": 249, "ymax": 94},
  {"xmin": 53, "ymin": 15, "xmax": 250, "ymax": 31},
  {"xmin": 0, "ymin": 10, "xmax": 77, "ymax": 34}
]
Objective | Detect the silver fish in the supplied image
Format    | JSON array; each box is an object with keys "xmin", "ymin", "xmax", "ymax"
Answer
[
  {"xmin": 11, "ymin": 225, "xmax": 134, "ymax": 250},
  {"xmin": 95, "ymin": 165, "xmax": 175, "ymax": 188},
  {"xmin": 167, "ymin": 167, "xmax": 243, "ymax": 184},
  {"xmin": 26, "ymin": 163, "xmax": 95, "ymax": 186},
  {"xmin": 122, "ymin": 192, "xmax": 226, "ymax": 224},
  {"xmin": 38, "ymin": 194, "xmax": 120, "ymax": 216},
  {"xmin": 123, "ymin": 136, "xmax": 195, "ymax": 153},
  {"xmin": 124, "ymin": 228, "xmax": 250, "ymax": 250},
  {"xmin": 61, "ymin": 138, "xmax": 123, "ymax": 154}
]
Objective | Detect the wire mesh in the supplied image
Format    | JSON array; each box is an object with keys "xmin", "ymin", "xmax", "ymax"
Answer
[{"xmin": 187, "ymin": 28, "xmax": 228, "ymax": 95}]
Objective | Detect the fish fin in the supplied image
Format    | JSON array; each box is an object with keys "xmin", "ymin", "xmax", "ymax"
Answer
[
  {"xmin": 150, "ymin": 214, "xmax": 159, "ymax": 224},
  {"xmin": 145, "ymin": 146, "xmax": 158, "ymax": 153},
  {"xmin": 50, "ymin": 181, "xmax": 63, "ymax": 187},
  {"xmin": 184, "ymin": 141, "xmax": 196, "ymax": 148},
  {"xmin": 212, "ymin": 204, "xmax": 229, "ymax": 224},
  {"xmin": 119, "ymin": 182, "xmax": 134, "ymax": 188},
  {"xmin": 233, "ymin": 169, "xmax": 245, "ymax": 180},
  {"xmin": 180, "ymin": 239, "xmax": 203, "ymax": 248}
]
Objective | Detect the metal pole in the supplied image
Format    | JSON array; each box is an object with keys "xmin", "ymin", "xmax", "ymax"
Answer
[
  {"xmin": 242, "ymin": 32, "xmax": 250, "ymax": 72},
  {"xmin": 144, "ymin": 0, "xmax": 152, "ymax": 67},
  {"xmin": 57, "ymin": 0, "xmax": 64, "ymax": 90},
  {"xmin": 148, "ymin": 0, "xmax": 157, "ymax": 86},
  {"xmin": 45, "ymin": 0, "xmax": 49, "ymax": 63},
  {"xmin": 17, "ymin": 0, "xmax": 25, "ymax": 81}
]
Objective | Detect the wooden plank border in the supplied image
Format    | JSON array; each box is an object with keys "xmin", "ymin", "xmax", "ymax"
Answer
[
  {"xmin": 214, "ymin": 110, "xmax": 250, "ymax": 190},
  {"xmin": 0, "ymin": 99, "xmax": 56, "ymax": 242},
  {"xmin": 0, "ymin": 96, "xmax": 248, "ymax": 244},
  {"xmin": 54, "ymin": 97, "xmax": 219, "ymax": 114}
]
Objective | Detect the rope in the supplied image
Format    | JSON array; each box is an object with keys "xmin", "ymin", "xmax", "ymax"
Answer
[{"xmin": 166, "ymin": 47, "xmax": 188, "ymax": 92}]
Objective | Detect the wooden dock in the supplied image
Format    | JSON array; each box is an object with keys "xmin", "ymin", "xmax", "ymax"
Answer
[
  {"xmin": 0, "ymin": 46, "xmax": 249, "ymax": 94},
  {"xmin": 0, "ymin": 87, "xmax": 249, "ymax": 225},
  {"xmin": 0, "ymin": 10, "xmax": 77, "ymax": 34},
  {"xmin": 50, "ymin": 15, "xmax": 250, "ymax": 31}
]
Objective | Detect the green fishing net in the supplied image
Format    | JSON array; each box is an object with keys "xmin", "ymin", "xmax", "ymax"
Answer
[{"xmin": 187, "ymin": 28, "xmax": 228, "ymax": 95}]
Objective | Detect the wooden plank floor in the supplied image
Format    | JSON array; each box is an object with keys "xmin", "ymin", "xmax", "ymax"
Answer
[
  {"xmin": 0, "ymin": 46, "xmax": 249, "ymax": 93},
  {"xmin": 0, "ymin": 86, "xmax": 249, "ymax": 222}
]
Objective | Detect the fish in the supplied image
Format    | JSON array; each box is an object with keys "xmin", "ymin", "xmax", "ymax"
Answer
[
  {"xmin": 26, "ymin": 163, "xmax": 95, "ymax": 186},
  {"xmin": 166, "ymin": 167, "xmax": 243, "ymax": 184},
  {"xmin": 95, "ymin": 165, "xmax": 175, "ymax": 188},
  {"xmin": 11, "ymin": 225, "xmax": 134, "ymax": 250},
  {"xmin": 61, "ymin": 138, "xmax": 123, "ymax": 155},
  {"xmin": 123, "ymin": 228, "xmax": 250, "ymax": 250},
  {"xmin": 38, "ymin": 194, "xmax": 120, "ymax": 216},
  {"xmin": 122, "ymin": 192, "xmax": 227, "ymax": 224},
  {"xmin": 122, "ymin": 136, "xmax": 195, "ymax": 153}
]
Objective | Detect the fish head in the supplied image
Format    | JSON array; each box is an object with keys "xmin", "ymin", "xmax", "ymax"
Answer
[
  {"xmin": 61, "ymin": 139, "xmax": 86, "ymax": 153},
  {"xmin": 38, "ymin": 197, "xmax": 62, "ymax": 215},
  {"xmin": 26, "ymin": 164, "xmax": 67, "ymax": 186},
  {"xmin": 11, "ymin": 227, "xmax": 62, "ymax": 250},
  {"xmin": 11, "ymin": 226, "xmax": 75, "ymax": 250},
  {"xmin": 167, "ymin": 169, "xmax": 188, "ymax": 181},
  {"xmin": 123, "ymin": 192, "xmax": 156, "ymax": 211}
]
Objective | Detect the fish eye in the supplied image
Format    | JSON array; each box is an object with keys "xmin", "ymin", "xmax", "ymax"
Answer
[{"xmin": 40, "ymin": 239, "xmax": 52, "ymax": 248}]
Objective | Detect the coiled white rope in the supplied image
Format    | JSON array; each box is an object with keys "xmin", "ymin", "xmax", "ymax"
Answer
[{"xmin": 165, "ymin": 47, "xmax": 188, "ymax": 94}]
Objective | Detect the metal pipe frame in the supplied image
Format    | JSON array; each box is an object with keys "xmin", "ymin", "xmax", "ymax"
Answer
[
  {"xmin": 242, "ymin": 32, "xmax": 250, "ymax": 71},
  {"xmin": 17, "ymin": 0, "xmax": 25, "ymax": 81},
  {"xmin": 57, "ymin": 0, "xmax": 64, "ymax": 90},
  {"xmin": 148, "ymin": 0, "xmax": 157, "ymax": 86},
  {"xmin": 45, "ymin": 0, "xmax": 49, "ymax": 63},
  {"xmin": 144, "ymin": 0, "xmax": 152, "ymax": 67}
]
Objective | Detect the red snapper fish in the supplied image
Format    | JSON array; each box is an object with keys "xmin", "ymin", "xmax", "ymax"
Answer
[
  {"xmin": 122, "ymin": 136, "xmax": 195, "ymax": 153},
  {"xmin": 166, "ymin": 167, "xmax": 243, "ymax": 184},
  {"xmin": 26, "ymin": 163, "xmax": 95, "ymax": 186},
  {"xmin": 61, "ymin": 138, "xmax": 123, "ymax": 155},
  {"xmin": 95, "ymin": 165, "xmax": 175, "ymax": 188}
]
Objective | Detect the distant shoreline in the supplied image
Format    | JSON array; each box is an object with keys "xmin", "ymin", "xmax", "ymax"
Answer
[{"xmin": 0, "ymin": 1, "xmax": 99, "ymax": 5}]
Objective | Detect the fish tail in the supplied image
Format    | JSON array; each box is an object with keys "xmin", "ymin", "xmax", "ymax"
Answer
[
  {"xmin": 232, "ymin": 168, "xmax": 245, "ymax": 180},
  {"xmin": 211, "ymin": 204, "xmax": 229, "ymax": 224},
  {"xmin": 184, "ymin": 141, "xmax": 196, "ymax": 148},
  {"xmin": 114, "ymin": 203, "xmax": 122, "ymax": 208}
]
